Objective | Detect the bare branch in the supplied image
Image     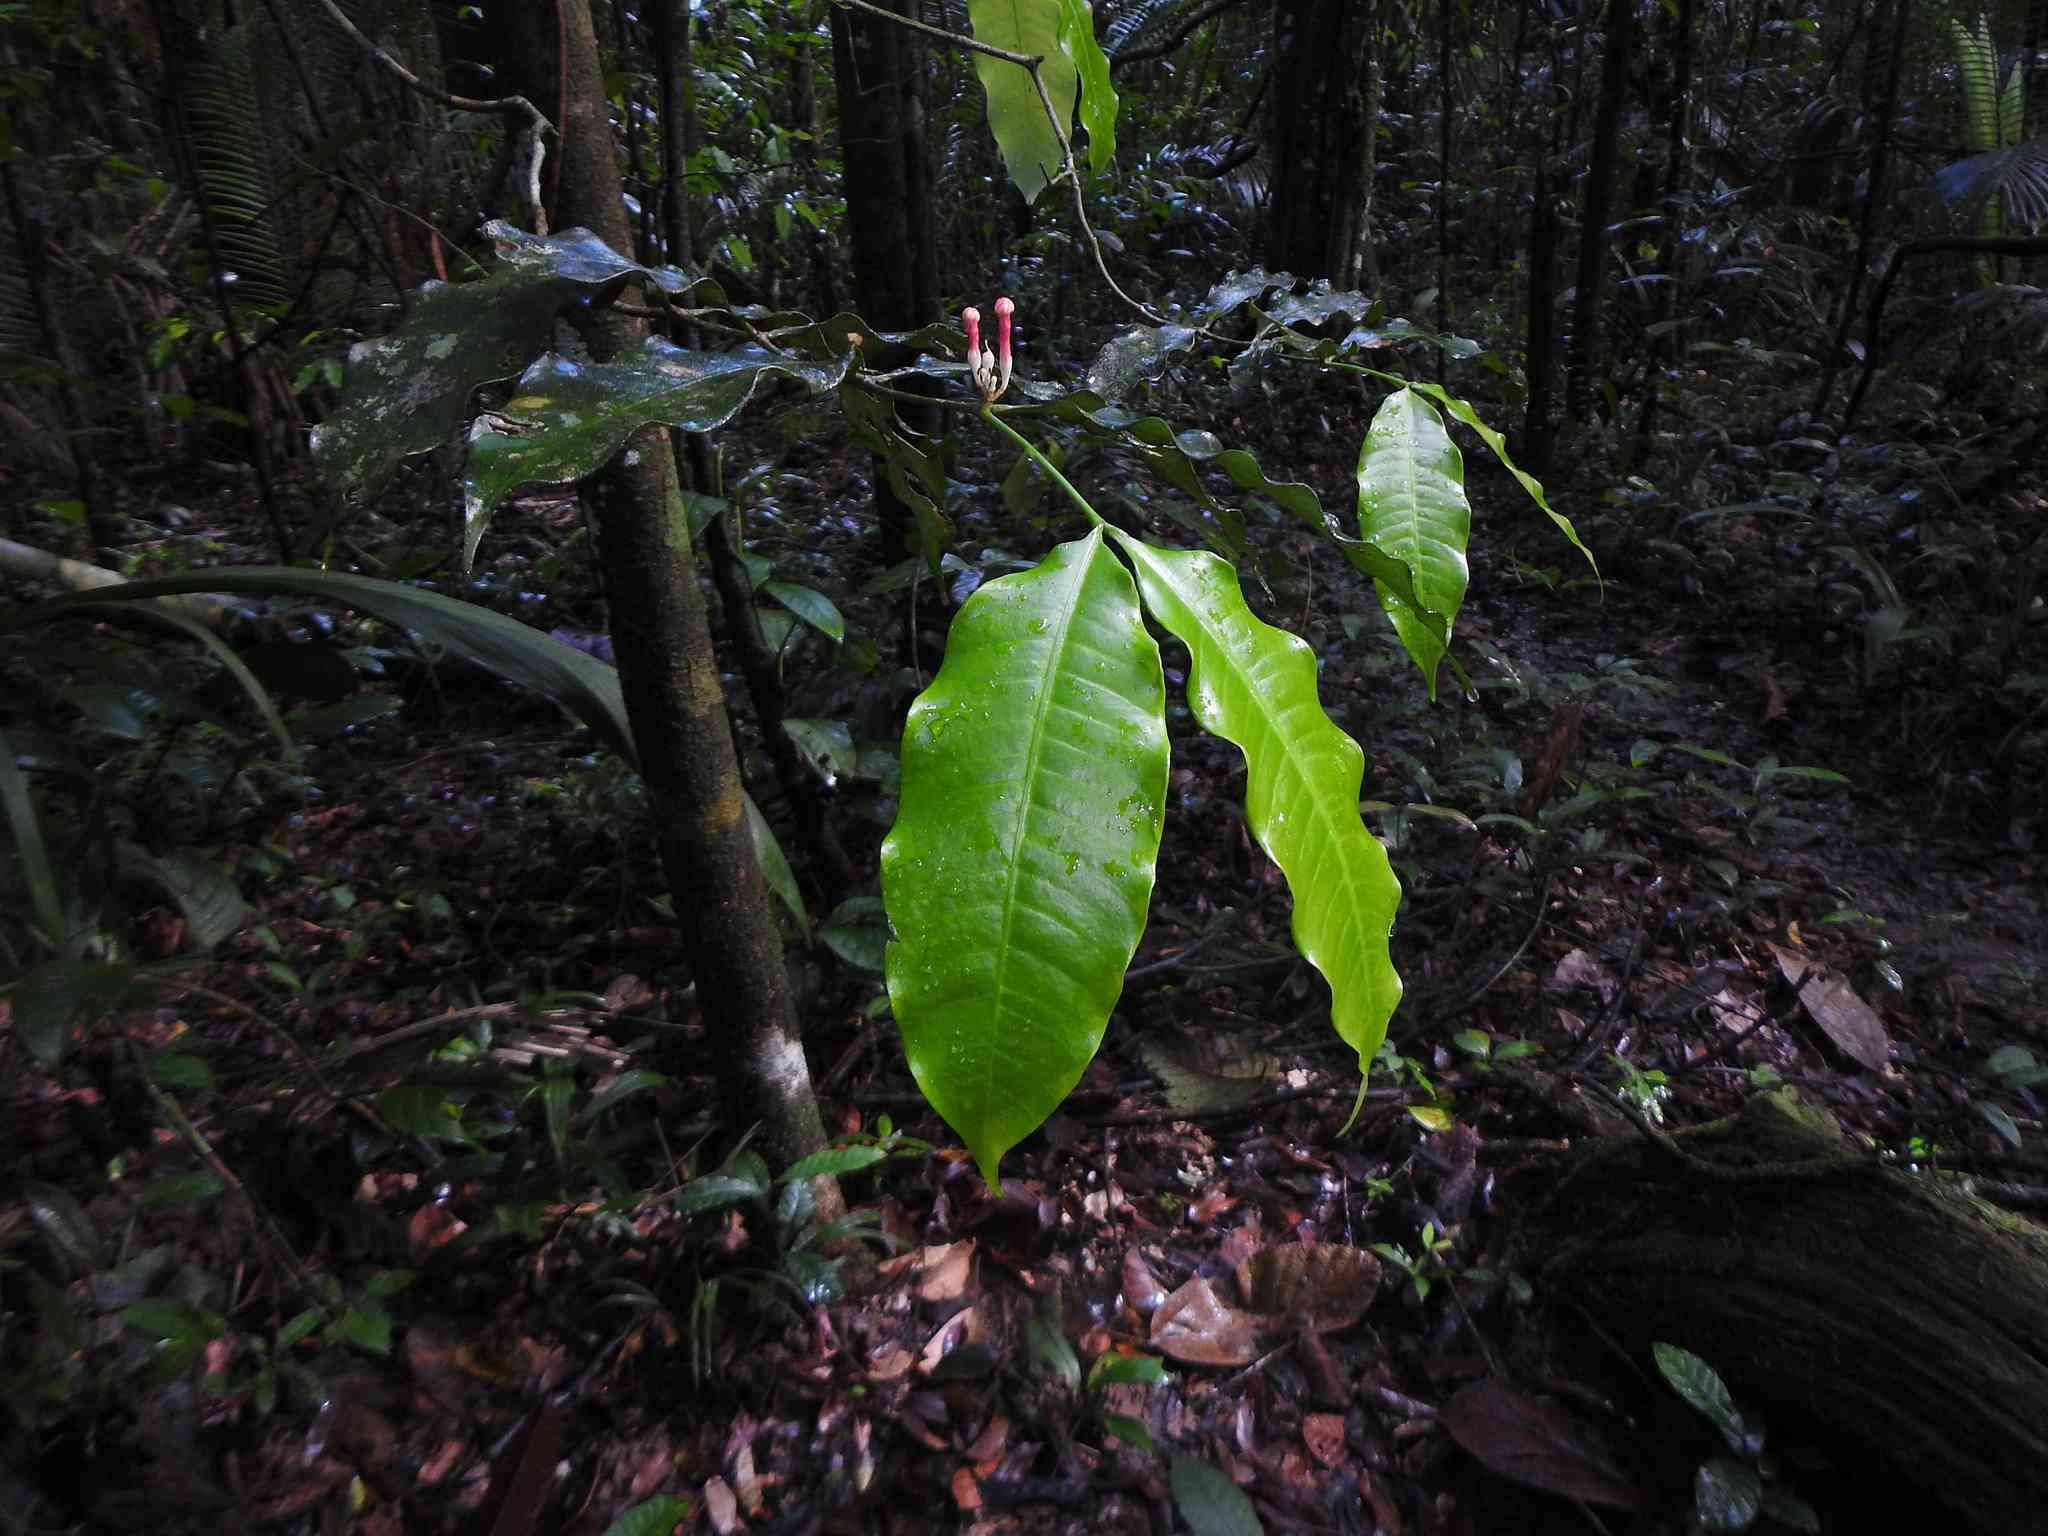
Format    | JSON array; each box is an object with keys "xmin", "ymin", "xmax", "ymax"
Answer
[
  {"xmin": 1109, "ymin": 0, "xmax": 1250, "ymax": 73},
  {"xmin": 308, "ymin": 0, "xmax": 554, "ymax": 233}
]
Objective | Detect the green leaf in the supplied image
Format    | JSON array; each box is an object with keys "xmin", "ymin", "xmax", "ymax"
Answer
[
  {"xmin": 602, "ymin": 1495, "xmax": 693, "ymax": 1536},
  {"xmin": 785, "ymin": 717, "xmax": 857, "ymax": 785},
  {"xmin": 54, "ymin": 599, "xmax": 295, "ymax": 759},
  {"xmin": 330, "ymin": 1302, "xmax": 393, "ymax": 1355},
  {"xmin": 139, "ymin": 1171, "xmax": 226, "ymax": 1208},
  {"xmin": 123, "ymin": 1297, "xmax": 225, "ymax": 1347},
  {"xmin": 377, "ymin": 1083, "xmax": 470, "ymax": 1143},
  {"xmin": 1976, "ymin": 1100, "xmax": 2022, "ymax": 1148},
  {"xmin": 1086, "ymin": 1352, "xmax": 1167, "ymax": 1389},
  {"xmin": 883, "ymin": 529, "xmax": 1168, "ymax": 1185},
  {"xmin": 1108, "ymin": 530, "xmax": 1402, "ymax": 1093},
  {"xmin": 277, "ymin": 1309, "xmax": 323, "ymax": 1349},
  {"xmin": 780, "ymin": 1144, "xmax": 890, "ymax": 1180},
  {"xmin": 1103, "ymin": 1412, "xmax": 1154, "ymax": 1452},
  {"xmin": 743, "ymin": 794, "xmax": 806, "ymax": 926},
  {"xmin": 574, "ymin": 1069, "xmax": 670, "ymax": 1125},
  {"xmin": 968, "ymin": 0, "xmax": 1079, "ymax": 204},
  {"xmin": 1393, "ymin": 377, "xmax": 1596, "ymax": 582},
  {"xmin": 11, "ymin": 960, "xmax": 137, "ymax": 1068},
  {"xmin": 144, "ymin": 1051, "xmax": 215, "ymax": 1091},
  {"xmin": 1694, "ymin": 1457, "xmax": 1763, "ymax": 1534},
  {"xmin": 1057, "ymin": 0, "xmax": 1117, "ymax": 175},
  {"xmin": 1169, "ymin": 1453, "xmax": 1264, "ymax": 1536},
  {"xmin": 16, "ymin": 571, "xmax": 795, "ymax": 913},
  {"xmin": 762, "ymin": 581, "xmax": 846, "ymax": 645},
  {"xmin": 819, "ymin": 895, "xmax": 889, "ymax": 972},
  {"xmin": 1654, "ymin": 1342, "xmax": 1760, "ymax": 1456},
  {"xmin": 0, "ymin": 724, "xmax": 64, "ymax": 943},
  {"xmin": 1356, "ymin": 387, "xmax": 1469, "ymax": 697},
  {"xmin": 463, "ymin": 339, "xmax": 850, "ymax": 571},
  {"xmin": 116, "ymin": 846, "xmax": 250, "ymax": 950},
  {"xmin": 311, "ymin": 222, "xmax": 721, "ymax": 502}
]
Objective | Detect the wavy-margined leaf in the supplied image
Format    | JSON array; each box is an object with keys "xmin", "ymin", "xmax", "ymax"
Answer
[
  {"xmin": 462, "ymin": 340, "xmax": 850, "ymax": 570},
  {"xmin": 1356, "ymin": 388, "xmax": 1470, "ymax": 698},
  {"xmin": 17, "ymin": 571, "xmax": 804, "ymax": 923},
  {"xmin": 883, "ymin": 529, "xmax": 1168, "ymax": 1184},
  {"xmin": 1358, "ymin": 371, "xmax": 1595, "ymax": 581},
  {"xmin": 840, "ymin": 381, "xmax": 952, "ymax": 558},
  {"xmin": 311, "ymin": 225, "xmax": 719, "ymax": 504},
  {"xmin": 1108, "ymin": 529, "xmax": 1402, "ymax": 1085},
  {"xmin": 1058, "ymin": 0, "xmax": 1118, "ymax": 175},
  {"xmin": 968, "ymin": 0, "xmax": 1080, "ymax": 205}
]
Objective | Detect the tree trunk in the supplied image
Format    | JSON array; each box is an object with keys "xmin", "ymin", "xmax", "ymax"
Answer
[
  {"xmin": 1511, "ymin": 1090, "xmax": 2048, "ymax": 1533},
  {"xmin": 506, "ymin": 0, "xmax": 838, "ymax": 1188},
  {"xmin": 1264, "ymin": 0, "xmax": 1371, "ymax": 282},
  {"xmin": 830, "ymin": 0, "xmax": 939, "ymax": 573},
  {"xmin": 1567, "ymin": 0, "xmax": 1634, "ymax": 424}
]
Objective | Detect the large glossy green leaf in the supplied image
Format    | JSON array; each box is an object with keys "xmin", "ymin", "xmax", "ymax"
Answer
[
  {"xmin": 16, "ymin": 571, "xmax": 805, "ymax": 924},
  {"xmin": 1108, "ymin": 530, "xmax": 1402, "ymax": 1082},
  {"xmin": 462, "ymin": 339, "xmax": 850, "ymax": 571},
  {"xmin": 883, "ymin": 529, "xmax": 1168, "ymax": 1184},
  {"xmin": 1357, "ymin": 371, "xmax": 1595, "ymax": 581},
  {"xmin": 1058, "ymin": 0, "xmax": 1117, "ymax": 175},
  {"xmin": 968, "ymin": 0, "xmax": 1079, "ymax": 205},
  {"xmin": 1355, "ymin": 388, "xmax": 1470, "ymax": 698}
]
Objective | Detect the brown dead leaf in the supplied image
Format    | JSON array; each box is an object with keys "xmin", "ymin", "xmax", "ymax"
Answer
[
  {"xmin": 951, "ymin": 1464, "xmax": 983, "ymax": 1511},
  {"xmin": 1546, "ymin": 948, "xmax": 1615, "ymax": 1003},
  {"xmin": 919, "ymin": 1306, "xmax": 988, "ymax": 1375},
  {"xmin": 914, "ymin": 1240, "xmax": 976, "ymax": 1303},
  {"xmin": 1302, "ymin": 1412, "xmax": 1347, "ymax": 1467},
  {"xmin": 1770, "ymin": 944, "xmax": 1890, "ymax": 1071},
  {"xmin": 1149, "ymin": 1276, "xmax": 1261, "ymax": 1366},
  {"xmin": 1235, "ymin": 1243, "xmax": 1382, "ymax": 1333},
  {"xmin": 1122, "ymin": 1246, "xmax": 1168, "ymax": 1315},
  {"xmin": 1440, "ymin": 1379, "xmax": 1648, "ymax": 1511},
  {"xmin": 702, "ymin": 1474, "xmax": 741, "ymax": 1534}
]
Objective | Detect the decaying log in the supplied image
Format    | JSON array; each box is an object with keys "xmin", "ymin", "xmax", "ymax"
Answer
[{"xmin": 1511, "ymin": 1089, "xmax": 2048, "ymax": 1533}]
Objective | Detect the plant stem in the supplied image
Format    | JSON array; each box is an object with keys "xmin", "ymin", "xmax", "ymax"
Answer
[{"xmin": 980, "ymin": 406, "xmax": 1106, "ymax": 531}]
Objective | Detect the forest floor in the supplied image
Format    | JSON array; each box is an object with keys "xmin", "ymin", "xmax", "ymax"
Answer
[{"xmin": 4, "ymin": 378, "xmax": 2046, "ymax": 1536}]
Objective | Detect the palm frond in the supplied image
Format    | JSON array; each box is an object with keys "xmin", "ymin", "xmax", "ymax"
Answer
[{"xmin": 185, "ymin": 21, "xmax": 294, "ymax": 316}]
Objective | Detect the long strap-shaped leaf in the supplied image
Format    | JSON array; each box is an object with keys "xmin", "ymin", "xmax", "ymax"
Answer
[
  {"xmin": 1356, "ymin": 387, "xmax": 1470, "ymax": 700},
  {"xmin": 1109, "ymin": 529, "xmax": 1403, "ymax": 1084},
  {"xmin": 883, "ymin": 529, "xmax": 1167, "ymax": 1184}
]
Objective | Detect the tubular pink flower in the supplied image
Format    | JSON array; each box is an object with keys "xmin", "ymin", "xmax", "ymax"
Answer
[
  {"xmin": 993, "ymin": 296, "xmax": 1014, "ymax": 393},
  {"xmin": 961, "ymin": 306, "xmax": 982, "ymax": 360}
]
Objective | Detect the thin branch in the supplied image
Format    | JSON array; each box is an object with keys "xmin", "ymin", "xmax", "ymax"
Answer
[
  {"xmin": 829, "ymin": 0, "xmax": 1167, "ymax": 327},
  {"xmin": 830, "ymin": 0, "xmax": 1040, "ymax": 66},
  {"xmin": 1109, "ymin": 0, "xmax": 1250, "ymax": 73},
  {"xmin": 308, "ymin": 0, "xmax": 553, "ymax": 233}
]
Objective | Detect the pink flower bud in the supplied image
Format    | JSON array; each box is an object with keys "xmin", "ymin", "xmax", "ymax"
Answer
[
  {"xmin": 993, "ymin": 297, "xmax": 1014, "ymax": 393},
  {"xmin": 962, "ymin": 306, "xmax": 982, "ymax": 360}
]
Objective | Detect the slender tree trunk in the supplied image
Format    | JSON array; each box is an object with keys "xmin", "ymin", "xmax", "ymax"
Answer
[
  {"xmin": 1264, "ymin": 0, "xmax": 1371, "ymax": 281},
  {"xmin": 1434, "ymin": 0, "xmax": 1453, "ymax": 374},
  {"xmin": 1521, "ymin": 147, "xmax": 1558, "ymax": 473},
  {"xmin": 0, "ymin": 160, "xmax": 117, "ymax": 556},
  {"xmin": 508, "ymin": 0, "xmax": 838, "ymax": 1188},
  {"xmin": 830, "ymin": 0, "xmax": 939, "ymax": 574},
  {"xmin": 1567, "ymin": 0, "xmax": 1635, "ymax": 424},
  {"xmin": 1630, "ymin": 0, "xmax": 1697, "ymax": 464},
  {"xmin": 1812, "ymin": 0, "xmax": 1908, "ymax": 420}
]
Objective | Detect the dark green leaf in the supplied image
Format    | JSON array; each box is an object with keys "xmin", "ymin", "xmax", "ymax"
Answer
[
  {"xmin": 1654, "ymin": 1343, "xmax": 1759, "ymax": 1455},
  {"xmin": 0, "ymin": 724, "xmax": 63, "ymax": 943},
  {"xmin": 1694, "ymin": 1457, "xmax": 1763, "ymax": 1533},
  {"xmin": 763, "ymin": 582, "xmax": 845, "ymax": 645},
  {"xmin": 1103, "ymin": 1412, "xmax": 1154, "ymax": 1452},
  {"xmin": 601, "ymin": 1495, "xmax": 694, "ymax": 1536},
  {"xmin": 12, "ymin": 960, "xmax": 137, "ymax": 1068},
  {"xmin": 462, "ymin": 339, "xmax": 850, "ymax": 570},
  {"xmin": 1170, "ymin": 1452, "xmax": 1264, "ymax": 1536},
  {"xmin": 330, "ymin": 1302, "xmax": 393, "ymax": 1355},
  {"xmin": 139, "ymin": 1172, "xmax": 225, "ymax": 1208},
  {"xmin": 780, "ymin": 1144, "xmax": 890, "ymax": 1180}
]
